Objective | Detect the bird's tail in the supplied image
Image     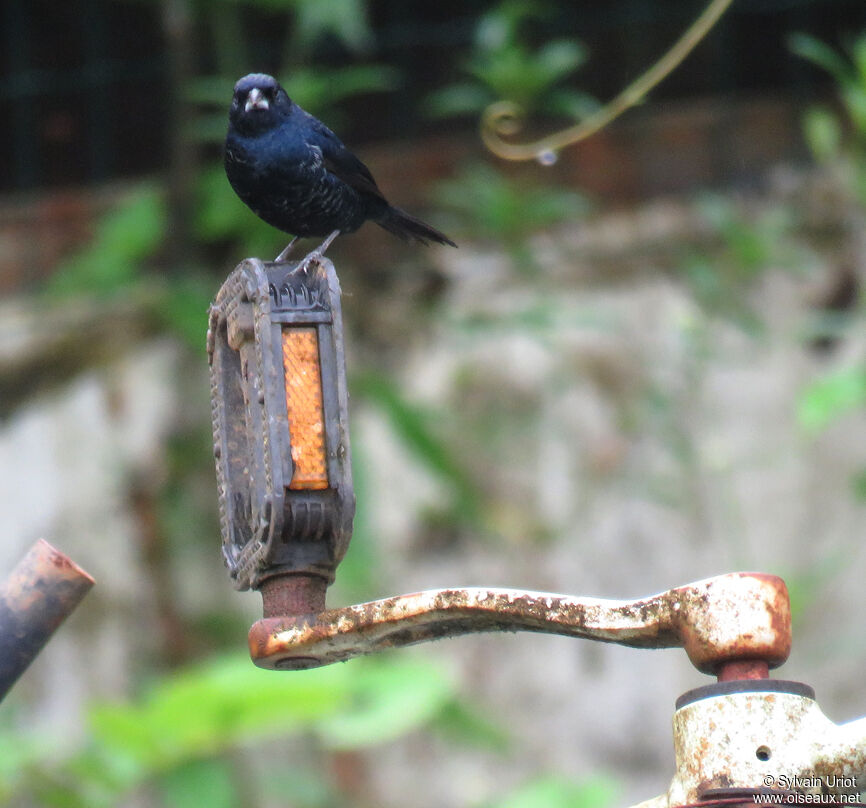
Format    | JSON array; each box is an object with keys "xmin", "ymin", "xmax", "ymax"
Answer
[{"xmin": 376, "ymin": 206, "xmax": 457, "ymax": 247}]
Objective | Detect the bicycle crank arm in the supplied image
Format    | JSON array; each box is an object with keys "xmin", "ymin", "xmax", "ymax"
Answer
[{"xmin": 248, "ymin": 572, "xmax": 790, "ymax": 676}]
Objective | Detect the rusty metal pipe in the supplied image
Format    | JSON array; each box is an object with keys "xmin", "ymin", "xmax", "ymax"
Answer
[
  {"xmin": 0, "ymin": 539, "xmax": 95, "ymax": 702},
  {"xmin": 716, "ymin": 659, "xmax": 769, "ymax": 682},
  {"xmin": 259, "ymin": 573, "xmax": 328, "ymax": 618}
]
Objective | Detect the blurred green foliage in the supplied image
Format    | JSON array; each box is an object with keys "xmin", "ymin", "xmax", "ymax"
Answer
[
  {"xmin": 677, "ymin": 193, "xmax": 802, "ymax": 333},
  {"xmin": 426, "ymin": 0, "xmax": 597, "ymax": 121},
  {"xmin": 48, "ymin": 185, "xmax": 166, "ymax": 298},
  {"xmin": 790, "ymin": 30, "xmax": 866, "ymax": 202},
  {"xmin": 434, "ymin": 162, "xmax": 591, "ymax": 270},
  {"xmin": 482, "ymin": 774, "xmax": 618, "ymax": 808},
  {"xmin": 0, "ymin": 650, "xmax": 612, "ymax": 808},
  {"xmin": 353, "ymin": 370, "xmax": 483, "ymax": 526},
  {"xmin": 797, "ymin": 365, "xmax": 866, "ymax": 434},
  {"xmin": 791, "ymin": 28, "xmax": 866, "ymax": 496},
  {"xmin": 0, "ymin": 653, "xmax": 456, "ymax": 806}
]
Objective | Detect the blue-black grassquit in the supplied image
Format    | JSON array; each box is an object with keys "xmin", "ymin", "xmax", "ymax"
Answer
[{"xmin": 225, "ymin": 73, "xmax": 456, "ymax": 265}]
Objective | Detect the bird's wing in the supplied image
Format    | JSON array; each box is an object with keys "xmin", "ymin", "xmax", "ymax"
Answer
[{"xmin": 308, "ymin": 119, "xmax": 387, "ymax": 202}]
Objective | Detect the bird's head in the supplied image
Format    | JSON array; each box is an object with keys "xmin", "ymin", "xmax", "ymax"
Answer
[{"xmin": 229, "ymin": 74, "xmax": 293, "ymax": 135}]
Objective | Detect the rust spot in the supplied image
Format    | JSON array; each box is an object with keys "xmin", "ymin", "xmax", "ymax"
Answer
[{"xmin": 716, "ymin": 659, "xmax": 769, "ymax": 681}]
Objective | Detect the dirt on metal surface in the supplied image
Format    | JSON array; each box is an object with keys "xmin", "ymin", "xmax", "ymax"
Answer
[
  {"xmin": 248, "ymin": 572, "xmax": 791, "ymax": 674},
  {"xmin": 672, "ymin": 573, "xmax": 790, "ymax": 675}
]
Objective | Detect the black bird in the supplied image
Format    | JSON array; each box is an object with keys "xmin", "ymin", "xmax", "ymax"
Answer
[{"xmin": 224, "ymin": 73, "xmax": 456, "ymax": 266}]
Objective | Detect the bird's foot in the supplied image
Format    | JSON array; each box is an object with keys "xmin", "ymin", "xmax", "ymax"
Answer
[
  {"xmin": 295, "ymin": 250, "xmax": 325, "ymax": 275},
  {"xmin": 278, "ymin": 251, "xmax": 323, "ymax": 283},
  {"xmin": 273, "ymin": 236, "xmax": 299, "ymax": 264},
  {"xmin": 278, "ymin": 230, "xmax": 340, "ymax": 280}
]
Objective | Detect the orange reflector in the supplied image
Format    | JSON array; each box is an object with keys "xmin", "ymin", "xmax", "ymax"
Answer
[{"xmin": 281, "ymin": 327, "xmax": 328, "ymax": 490}]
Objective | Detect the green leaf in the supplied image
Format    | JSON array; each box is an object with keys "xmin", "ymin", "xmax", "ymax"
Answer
[
  {"xmin": 48, "ymin": 184, "xmax": 166, "ymax": 297},
  {"xmin": 535, "ymin": 40, "xmax": 587, "ymax": 83},
  {"xmin": 316, "ymin": 656, "xmax": 455, "ymax": 749},
  {"xmin": 484, "ymin": 774, "xmax": 618, "ymax": 808},
  {"xmin": 789, "ymin": 33, "xmax": 854, "ymax": 86},
  {"xmin": 153, "ymin": 272, "xmax": 215, "ymax": 348},
  {"xmin": 853, "ymin": 33, "xmax": 866, "ymax": 84},
  {"xmin": 431, "ymin": 699, "xmax": 511, "ymax": 752},
  {"xmin": 546, "ymin": 88, "xmax": 601, "ymax": 120},
  {"xmin": 467, "ymin": 44, "xmax": 533, "ymax": 103},
  {"xmin": 433, "ymin": 163, "xmax": 591, "ymax": 246},
  {"xmin": 433, "ymin": 1, "xmax": 590, "ymax": 120},
  {"xmin": 285, "ymin": 65, "xmax": 402, "ymax": 115},
  {"xmin": 183, "ymin": 76, "xmax": 235, "ymax": 107},
  {"xmin": 353, "ymin": 370, "xmax": 482, "ymax": 522},
  {"xmin": 803, "ymin": 106, "xmax": 842, "ymax": 161},
  {"xmin": 89, "ymin": 655, "xmax": 348, "ymax": 772},
  {"xmin": 797, "ymin": 366, "xmax": 866, "ymax": 433},
  {"xmin": 475, "ymin": 0, "xmax": 547, "ymax": 53},
  {"xmin": 332, "ymin": 431, "xmax": 380, "ymax": 602},
  {"xmin": 185, "ymin": 113, "xmax": 231, "ymax": 145},
  {"xmin": 0, "ymin": 731, "xmax": 55, "ymax": 799},
  {"xmin": 195, "ymin": 163, "xmax": 250, "ymax": 240},
  {"xmin": 425, "ymin": 84, "xmax": 493, "ymax": 118},
  {"xmin": 841, "ymin": 85, "xmax": 866, "ymax": 139},
  {"xmin": 0, "ymin": 652, "xmax": 461, "ymax": 805},
  {"xmin": 289, "ymin": 0, "xmax": 374, "ymax": 55},
  {"xmin": 160, "ymin": 759, "xmax": 237, "ymax": 808},
  {"xmin": 260, "ymin": 768, "xmax": 337, "ymax": 807},
  {"xmin": 695, "ymin": 193, "xmax": 791, "ymax": 275}
]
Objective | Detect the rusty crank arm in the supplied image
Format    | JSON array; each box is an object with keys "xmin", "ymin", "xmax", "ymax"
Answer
[
  {"xmin": 249, "ymin": 571, "xmax": 790, "ymax": 678},
  {"xmin": 211, "ymin": 261, "xmax": 866, "ymax": 806}
]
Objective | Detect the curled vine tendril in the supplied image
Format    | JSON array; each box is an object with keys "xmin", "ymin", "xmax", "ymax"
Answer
[{"xmin": 481, "ymin": 0, "xmax": 736, "ymax": 163}]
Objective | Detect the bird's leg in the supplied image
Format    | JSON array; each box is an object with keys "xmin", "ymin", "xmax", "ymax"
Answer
[
  {"xmin": 280, "ymin": 231, "xmax": 341, "ymax": 280},
  {"xmin": 273, "ymin": 236, "xmax": 299, "ymax": 263},
  {"xmin": 296, "ymin": 230, "xmax": 341, "ymax": 274}
]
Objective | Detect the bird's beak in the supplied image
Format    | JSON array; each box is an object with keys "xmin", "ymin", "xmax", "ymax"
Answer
[{"xmin": 244, "ymin": 88, "xmax": 269, "ymax": 112}]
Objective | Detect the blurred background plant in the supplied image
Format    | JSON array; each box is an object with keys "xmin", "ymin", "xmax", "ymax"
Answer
[
  {"xmin": 0, "ymin": 653, "xmax": 506, "ymax": 808},
  {"xmin": 433, "ymin": 162, "xmax": 592, "ymax": 271},
  {"xmin": 790, "ymin": 30, "xmax": 866, "ymax": 203},
  {"xmin": 789, "ymin": 28, "xmax": 866, "ymax": 505},
  {"xmin": 676, "ymin": 192, "xmax": 803, "ymax": 334},
  {"xmin": 424, "ymin": 0, "xmax": 598, "ymax": 123},
  {"xmin": 2, "ymin": 1, "xmax": 866, "ymax": 807}
]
